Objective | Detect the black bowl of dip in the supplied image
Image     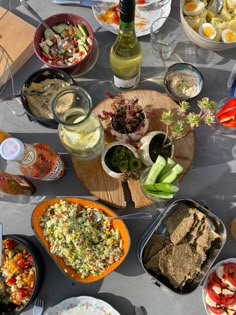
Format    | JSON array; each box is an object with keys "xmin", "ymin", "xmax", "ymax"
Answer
[
  {"xmin": 164, "ymin": 63, "xmax": 204, "ymax": 102},
  {"xmin": 21, "ymin": 68, "xmax": 75, "ymax": 129}
]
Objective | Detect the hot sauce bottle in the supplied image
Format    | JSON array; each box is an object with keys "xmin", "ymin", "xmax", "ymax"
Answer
[
  {"xmin": 0, "ymin": 138, "xmax": 64, "ymax": 181},
  {"xmin": 0, "ymin": 171, "xmax": 35, "ymax": 195}
]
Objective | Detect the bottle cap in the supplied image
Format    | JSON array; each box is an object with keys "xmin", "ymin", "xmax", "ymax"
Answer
[
  {"xmin": 120, "ymin": 0, "xmax": 135, "ymax": 23},
  {"xmin": 0, "ymin": 138, "xmax": 25, "ymax": 161}
]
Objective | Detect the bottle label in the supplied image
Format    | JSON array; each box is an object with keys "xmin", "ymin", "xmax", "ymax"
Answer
[
  {"xmin": 113, "ymin": 72, "xmax": 140, "ymax": 89},
  {"xmin": 42, "ymin": 156, "xmax": 64, "ymax": 181},
  {"xmin": 20, "ymin": 144, "xmax": 36, "ymax": 166}
]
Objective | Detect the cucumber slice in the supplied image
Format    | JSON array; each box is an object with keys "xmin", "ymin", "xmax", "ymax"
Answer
[
  {"xmin": 158, "ymin": 163, "xmax": 184, "ymax": 184},
  {"xmin": 157, "ymin": 157, "xmax": 176, "ymax": 181},
  {"xmin": 78, "ymin": 23, "xmax": 89, "ymax": 36},
  {"xmin": 79, "ymin": 44, "xmax": 88, "ymax": 53},
  {"xmin": 41, "ymin": 44, "xmax": 50, "ymax": 55},
  {"xmin": 74, "ymin": 27, "xmax": 83, "ymax": 39},
  {"xmin": 146, "ymin": 191, "xmax": 174, "ymax": 199},
  {"xmin": 44, "ymin": 28, "xmax": 55, "ymax": 40},
  {"xmin": 144, "ymin": 183, "xmax": 179, "ymax": 194},
  {"xmin": 144, "ymin": 155, "xmax": 166, "ymax": 185},
  {"xmin": 52, "ymin": 23, "xmax": 68, "ymax": 34}
]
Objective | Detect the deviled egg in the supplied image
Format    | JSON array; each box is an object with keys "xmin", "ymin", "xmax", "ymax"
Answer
[
  {"xmin": 198, "ymin": 23, "xmax": 216, "ymax": 40},
  {"xmin": 221, "ymin": 29, "xmax": 236, "ymax": 43},
  {"xmin": 183, "ymin": 1, "xmax": 205, "ymax": 16}
]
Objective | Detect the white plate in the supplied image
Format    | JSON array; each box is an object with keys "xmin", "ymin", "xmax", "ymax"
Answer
[
  {"xmin": 202, "ymin": 258, "xmax": 236, "ymax": 315},
  {"xmin": 45, "ymin": 296, "xmax": 120, "ymax": 315},
  {"xmin": 92, "ymin": 0, "xmax": 172, "ymax": 37}
]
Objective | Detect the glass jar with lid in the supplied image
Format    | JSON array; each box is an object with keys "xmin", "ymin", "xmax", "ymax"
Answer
[{"xmin": 50, "ymin": 85, "xmax": 104, "ymax": 160}]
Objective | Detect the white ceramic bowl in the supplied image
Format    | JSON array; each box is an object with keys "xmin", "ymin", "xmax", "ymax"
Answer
[
  {"xmin": 180, "ymin": 0, "xmax": 236, "ymax": 51},
  {"xmin": 202, "ymin": 258, "xmax": 236, "ymax": 315},
  {"xmin": 138, "ymin": 131, "xmax": 174, "ymax": 166},
  {"xmin": 110, "ymin": 111, "xmax": 149, "ymax": 143},
  {"xmin": 101, "ymin": 142, "xmax": 139, "ymax": 179}
]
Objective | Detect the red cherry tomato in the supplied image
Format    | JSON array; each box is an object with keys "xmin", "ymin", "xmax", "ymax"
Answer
[
  {"xmin": 224, "ymin": 263, "xmax": 236, "ymax": 287},
  {"xmin": 27, "ymin": 255, "xmax": 34, "ymax": 266},
  {"xmin": 8, "ymin": 277, "xmax": 16, "ymax": 285},
  {"xmin": 5, "ymin": 239, "xmax": 15, "ymax": 250},
  {"xmin": 17, "ymin": 258, "xmax": 26, "ymax": 269}
]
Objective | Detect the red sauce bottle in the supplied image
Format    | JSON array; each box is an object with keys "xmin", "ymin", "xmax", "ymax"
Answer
[
  {"xmin": 0, "ymin": 138, "xmax": 64, "ymax": 181},
  {"xmin": 0, "ymin": 171, "xmax": 35, "ymax": 195}
]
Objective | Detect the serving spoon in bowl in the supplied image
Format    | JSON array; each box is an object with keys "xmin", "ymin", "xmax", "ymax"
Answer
[
  {"xmin": 20, "ymin": 0, "xmax": 65, "ymax": 47},
  {"xmin": 207, "ymin": 0, "xmax": 224, "ymax": 15},
  {"xmin": 0, "ymin": 84, "xmax": 55, "ymax": 102},
  {"xmin": 94, "ymin": 212, "xmax": 153, "ymax": 222}
]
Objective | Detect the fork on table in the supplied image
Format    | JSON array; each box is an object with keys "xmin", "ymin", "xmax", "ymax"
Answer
[{"xmin": 33, "ymin": 297, "xmax": 44, "ymax": 315}]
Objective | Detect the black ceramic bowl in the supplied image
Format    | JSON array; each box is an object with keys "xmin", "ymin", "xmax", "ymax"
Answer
[
  {"xmin": 20, "ymin": 68, "xmax": 75, "ymax": 129},
  {"xmin": 0, "ymin": 235, "xmax": 43, "ymax": 315},
  {"xmin": 164, "ymin": 63, "xmax": 204, "ymax": 102}
]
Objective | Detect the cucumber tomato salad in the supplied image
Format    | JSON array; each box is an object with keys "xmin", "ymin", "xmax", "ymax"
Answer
[
  {"xmin": 39, "ymin": 22, "xmax": 92, "ymax": 66},
  {"xmin": 40, "ymin": 200, "xmax": 123, "ymax": 279}
]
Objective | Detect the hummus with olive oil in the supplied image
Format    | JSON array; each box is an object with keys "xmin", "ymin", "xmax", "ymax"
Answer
[{"xmin": 24, "ymin": 79, "xmax": 71, "ymax": 119}]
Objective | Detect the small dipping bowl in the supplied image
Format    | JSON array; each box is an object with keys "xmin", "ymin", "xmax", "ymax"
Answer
[{"xmin": 164, "ymin": 63, "xmax": 204, "ymax": 102}]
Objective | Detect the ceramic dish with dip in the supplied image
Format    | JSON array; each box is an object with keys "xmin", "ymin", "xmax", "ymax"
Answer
[
  {"xmin": 20, "ymin": 68, "xmax": 75, "ymax": 129},
  {"xmin": 164, "ymin": 63, "xmax": 204, "ymax": 102}
]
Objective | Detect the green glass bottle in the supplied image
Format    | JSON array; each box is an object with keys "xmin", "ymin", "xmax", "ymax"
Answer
[{"xmin": 110, "ymin": 0, "xmax": 142, "ymax": 89}]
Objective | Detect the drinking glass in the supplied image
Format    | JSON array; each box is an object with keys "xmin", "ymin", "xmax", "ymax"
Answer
[{"xmin": 150, "ymin": 17, "xmax": 182, "ymax": 67}]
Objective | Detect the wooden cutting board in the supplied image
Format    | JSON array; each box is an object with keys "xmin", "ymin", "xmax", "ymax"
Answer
[
  {"xmin": 72, "ymin": 90, "xmax": 195, "ymax": 209},
  {"xmin": 0, "ymin": 7, "xmax": 35, "ymax": 87}
]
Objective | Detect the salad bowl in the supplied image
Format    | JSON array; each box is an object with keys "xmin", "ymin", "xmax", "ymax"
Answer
[
  {"xmin": 33, "ymin": 13, "xmax": 94, "ymax": 75},
  {"xmin": 0, "ymin": 235, "xmax": 43, "ymax": 314},
  {"xmin": 31, "ymin": 197, "xmax": 130, "ymax": 283}
]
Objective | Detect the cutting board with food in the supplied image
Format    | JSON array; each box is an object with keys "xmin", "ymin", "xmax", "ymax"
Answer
[
  {"xmin": 0, "ymin": 7, "xmax": 35, "ymax": 87},
  {"xmin": 72, "ymin": 90, "xmax": 194, "ymax": 208}
]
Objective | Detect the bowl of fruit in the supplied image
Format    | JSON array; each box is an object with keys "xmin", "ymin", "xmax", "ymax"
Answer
[
  {"xmin": 33, "ymin": 13, "xmax": 94, "ymax": 75},
  {"xmin": 202, "ymin": 258, "xmax": 236, "ymax": 315},
  {"xmin": 0, "ymin": 235, "xmax": 43, "ymax": 314}
]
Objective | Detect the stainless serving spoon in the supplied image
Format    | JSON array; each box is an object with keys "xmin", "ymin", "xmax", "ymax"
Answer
[
  {"xmin": 94, "ymin": 213, "xmax": 153, "ymax": 222},
  {"xmin": 20, "ymin": 0, "xmax": 65, "ymax": 47},
  {"xmin": 0, "ymin": 84, "xmax": 55, "ymax": 102},
  {"xmin": 207, "ymin": 0, "xmax": 223, "ymax": 15}
]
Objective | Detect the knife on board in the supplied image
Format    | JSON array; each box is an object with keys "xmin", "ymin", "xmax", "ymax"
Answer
[{"xmin": 52, "ymin": 0, "xmax": 117, "ymax": 6}]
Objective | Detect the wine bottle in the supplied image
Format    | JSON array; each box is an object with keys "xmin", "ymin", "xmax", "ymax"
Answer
[{"xmin": 110, "ymin": 0, "xmax": 142, "ymax": 89}]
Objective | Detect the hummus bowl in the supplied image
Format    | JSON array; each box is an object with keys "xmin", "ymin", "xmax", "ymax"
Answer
[
  {"xmin": 138, "ymin": 198, "xmax": 226, "ymax": 294},
  {"xmin": 21, "ymin": 68, "xmax": 75, "ymax": 129}
]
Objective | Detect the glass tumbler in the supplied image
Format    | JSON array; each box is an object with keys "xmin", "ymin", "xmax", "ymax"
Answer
[
  {"xmin": 150, "ymin": 17, "xmax": 182, "ymax": 67},
  {"xmin": 50, "ymin": 86, "xmax": 105, "ymax": 160}
]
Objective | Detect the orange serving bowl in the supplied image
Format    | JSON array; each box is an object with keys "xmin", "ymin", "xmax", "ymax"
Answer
[{"xmin": 31, "ymin": 197, "xmax": 130, "ymax": 283}]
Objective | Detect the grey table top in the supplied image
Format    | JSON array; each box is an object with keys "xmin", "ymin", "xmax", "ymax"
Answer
[{"xmin": 0, "ymin": 0, "xmax": 236, "ymax": 314}]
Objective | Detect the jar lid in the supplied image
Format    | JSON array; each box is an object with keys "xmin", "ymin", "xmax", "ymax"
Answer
[{"xmin": 0, "ymin": 138, "xmax": 25, "ymax": 161}]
